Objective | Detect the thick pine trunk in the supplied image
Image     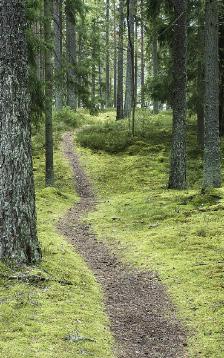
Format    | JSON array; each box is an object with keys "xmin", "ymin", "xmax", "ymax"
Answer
[
  {"xmin": 44, "ymin": 0, "xmax": 54, "ymax": 187},
  {"xmin": 66, "ymin": 1, "xmax": 77, "ymax": 109},
  {"xmin": 168, "ymin": 0, "xmax": 187, "ymax": 189},
  {"xmin": 124, "ymin": 0, "xmax": 135, "ymax": 118},
  {"xmin": 203, "ymin": 0, "xmax": 221, "ymax": 188},
  {"xmin": 54, "ymin": 0, "xmax": 63, "ymax": 110},
  {"xmin": 116, "ymin": 0, "xmax": 124, "ymax": 120},
  {"xmin": 0, "ymin": 0, "xmax": 41, "ymax": 264}
]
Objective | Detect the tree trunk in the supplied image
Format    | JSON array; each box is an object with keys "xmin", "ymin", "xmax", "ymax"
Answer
[
  {"xmin": 124, "ymin": 0, "xmax": 135, "ymax": 118},
  {"xmin": 203, "ymin": 0, "xmax": 221, "ymax": 188},
  {"xmin": 54, "ymin": 0, "xmax": 63, "ymax": 110},
  {"xmin": 116, "ymin": 0, "xmax": 124, "ymax": 120},
  {"xmin": 44, "ymin": 0, "xmax": 54, "ymax": 187},
  {"xmin": 135, "ymin": 19, "xmax": 138, "ymax": 103},
  {"xmin": 219, "ymin": 9, "xmax": 224, "ymax": 136},
  {"xmin": 196, "ymin": 12, "xmax": 205, "ymax": 149},
  {"xmin": 140, "ymin": 0, "xmax": 145, "ymax": 108},
  {"xmin": 66, "ymin": 0, "xmax": 77, "ymax": 109},
  {"xmin": 152, "ymin": 28, "xmax": 159, "ymax": 114},
  {"xmin": 168, "ymin": 0, "xmax": 187, "ymax": 189},
  {"xmin": 113, "ymin": 0, "xmax": 117, "ymax": 108},
  {"xmin": 0, "ymin": 0, "xmax": 41, "ymax": 264},
  {"xmin": 106, "ymin": 0, "xmax": 110, "ymax": 107}
]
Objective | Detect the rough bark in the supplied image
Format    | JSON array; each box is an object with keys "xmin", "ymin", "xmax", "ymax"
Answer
[
  {"xmin": 44, "ymin": 0, "xmax": 54, "ymax": 186},
  {"xmin": 66, "ymin": 0, "xmax": 77, "ymax": 109},
  {"xmin": 54, "ymin": 0, "xmax": 63, "ymax": 109},
  {"xmin": 219, "ymin": 9, "xmax": 224, "ymax": 136},
  {"xmin": 116, "ymin": 0, "xmax": 124, "ymax": 120},
  {"xmin": 168, "ymin": 0, "xmax": 187, "ymax": 189},
  {"xmin": 124, "ymin": 0, "xmax": 135, "ymax": 118},
  {"xmin": 196, "ymin": 12, "xmax": 205, "ymax": 149},
  {"xmin": 152, "ymin": 29, "xmax": 159, "ymax": 114},
  {"xmin": 0, "ymin": 0, "xmax": 41, "ymax": 264},
  {"xmin": 203, "ymin": 0, "xmax": 221, "ymax": 188},
  {"xmin": 106, "ymin": 0, "xmax": 110, "ymax": 107}
]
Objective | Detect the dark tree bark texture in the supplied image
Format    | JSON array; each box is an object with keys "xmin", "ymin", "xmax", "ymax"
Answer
[
  {"xmin": 168, "ymin": 0, "xmax": 187, "ymax": 189},
  {"xmin": 203, "ymin": 0, "xmax": 221, "ymax": 188},
  {"xmin": 0, "ymin": 0, "xmax": 41, "ymax": 264}
]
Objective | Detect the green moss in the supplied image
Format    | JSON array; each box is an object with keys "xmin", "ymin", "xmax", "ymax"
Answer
[
  {"xmin": 0, "ymin": 139, "xmax": 114, "ymax": 357},
  {"xmin": 76, "ymin": 110, "xmax": 224, "ymax": 358}
]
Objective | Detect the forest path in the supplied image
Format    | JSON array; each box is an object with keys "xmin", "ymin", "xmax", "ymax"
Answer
[{"xmin": 58, "ymin": 132, "xmax": 187, "ymax": 358}]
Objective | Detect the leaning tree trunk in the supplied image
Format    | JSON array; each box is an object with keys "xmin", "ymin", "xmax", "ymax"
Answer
[
  {"xmin": 124, "ymin": 0, "xmax": 135, "ymax": 118},
  {"xmin": 203, "ymin": 0, "xmax": 221, "ymax": 188},
  {"xmin": 44, "ymin": 0, "xmax": 54, "ymax": 187},
  {"xmin": 54, "ymin": 0, "xmax": 63, "ymax": 109},
  {"xmin": 0, "ymin": 0, "xmax": 41, "ymax": 264},
  {"xmin": 66, "ymin": 0, "xmax": 77, "ymax": 109},
  {"xmin": 116, "ymin": 0, "xmax": 124, "ymax": 120},
  {"xmin": 168, "ymin": 0, "xmax": 187, "ymax": 189}
]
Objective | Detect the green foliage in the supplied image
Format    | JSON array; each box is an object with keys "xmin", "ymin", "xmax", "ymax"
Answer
[
  {"xmin": 54, "ymin": 107, "xmax": 84, "ymax": 129},
  {"xmin": 76, "ymin": 110, "xmax": 224, "ymax": 358},
  {"xmin": 76, "ymin": 120, "xmax": 131, "ymax": 153}
]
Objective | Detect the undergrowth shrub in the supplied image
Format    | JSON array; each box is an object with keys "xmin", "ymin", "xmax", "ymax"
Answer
[
  {"xmin": 54, "ymin": 107, "xmax": 84, "ymax": 129},
  {"xmin": 76, "ymin": 121, "xmax": 131, "ymax": 153}
]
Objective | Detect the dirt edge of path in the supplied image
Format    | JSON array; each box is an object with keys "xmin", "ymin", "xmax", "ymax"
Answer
[{"xmin": 58, "ymin": 132, "xmax": 187, "ymax": 358}]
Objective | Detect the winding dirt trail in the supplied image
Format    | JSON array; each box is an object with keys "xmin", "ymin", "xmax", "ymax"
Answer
[{"xmin": 58, "ymin": 132, "xmax": 187, "ymax": 358}]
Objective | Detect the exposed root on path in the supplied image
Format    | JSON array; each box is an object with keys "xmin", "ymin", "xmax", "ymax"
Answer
[{"xmin": 58, "ymin": 132, "xmax": 187, "ymax": 358}]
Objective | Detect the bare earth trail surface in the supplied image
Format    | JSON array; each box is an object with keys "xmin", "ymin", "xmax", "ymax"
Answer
[{"xmin": 58, "ymin": 132, "xmax": 187, "ymax": 358}]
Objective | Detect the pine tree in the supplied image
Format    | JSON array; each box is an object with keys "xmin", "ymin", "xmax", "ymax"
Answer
[
  {"xmin": 116, "ymin": 0, "xmax": 124, "ymax": 119},
  {"xmin": 168, "ymin": 0, "xmax": 187, "ymax": 189},
  {"xmin": 203, "ymin": 0, "xmax": 221, "ymax": 188},
  {"xmin": 0, "ymin": 0, "xmax": 41, "ymax": 264},
  {"xmin": 44, "ymin": 0, "xmax": 54, "ymax": 186}
]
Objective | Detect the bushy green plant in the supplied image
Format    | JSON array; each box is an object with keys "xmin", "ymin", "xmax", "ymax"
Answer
[
  {"xmin": 54, "ymin": 107, "xmax": 84, "ymax": 129},
  {"xmin": 76, "ymin": 121, "xmax": 131, "ymax": 153}
]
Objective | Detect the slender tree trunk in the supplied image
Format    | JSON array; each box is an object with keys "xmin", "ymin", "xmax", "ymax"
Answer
[
  {"xmin": 116, "ymin": 0, "xmax": 124, "ymax": 120},
  {"xmin": 140, "ymin": 0, "xmax": 145, "ymax": 108},
  {"xmin": 54, "ymin": 0, "xmax": 63, "ymax": 109},
  {"xmin": 99, "ymin": 62, "xmax": 103, "ymax": 109},
  {"xmin": 168, "ymin": 0, "xmax": 187, "ymax": 189},
  {"xmin": 66, "ymin": 0, "xmax": 77, "ymax": 109},
  {"xmin": 0, "ymin": 0, "xmax": 41, "ymax": 264},
  {"xmin": 196, "ymin": 12, "xmax": 205, "ymax": 148},
  {"xmin": 106, "ymin": 0, "xmax": 110, "ymax": 107},
  {"xmin": 44, "ymin": 0, "xmax": 54, "ymax": 186},
  {"xmin": 124, "ymin": 0, "xmax": 135, "ymax": 118},
  {"xmin": 203, "ymin": 0, "xmax": 221, "ymax": 188},
  {"xmin": 152, "ymin": 28, "xmax": 159, "ymax": 114},
  {"xmin": 113, "ymin": 0, "xmax": 117, "ymax": 108},
  {"xmin": 90, "ymin": 20, "xmax": 96, "ymax": 114},
  {"xmin": 135, "ymin": 19, "xmax": 138, "ymax": 103}
]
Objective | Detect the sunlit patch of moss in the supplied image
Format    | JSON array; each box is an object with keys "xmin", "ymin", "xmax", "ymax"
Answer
[
  {"xmin": 76, "ymin": 110, "xmax": 224, "ymax": 358},
  {"xmin": 0, "ymin": 138, "xmax": 114, "ymax": 357}
]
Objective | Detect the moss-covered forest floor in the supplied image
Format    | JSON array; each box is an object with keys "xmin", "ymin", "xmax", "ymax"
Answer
[
  {"xmin": 58, "ymin": 132, "xmax": 186, "ymax": 358},
  {"xmin": 0, "ymin": 109, "xmax": 223, "ymax": 357},
  {"xmin": 75, "ymin": 110, "xmax": 224, "ymax": 357}
]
